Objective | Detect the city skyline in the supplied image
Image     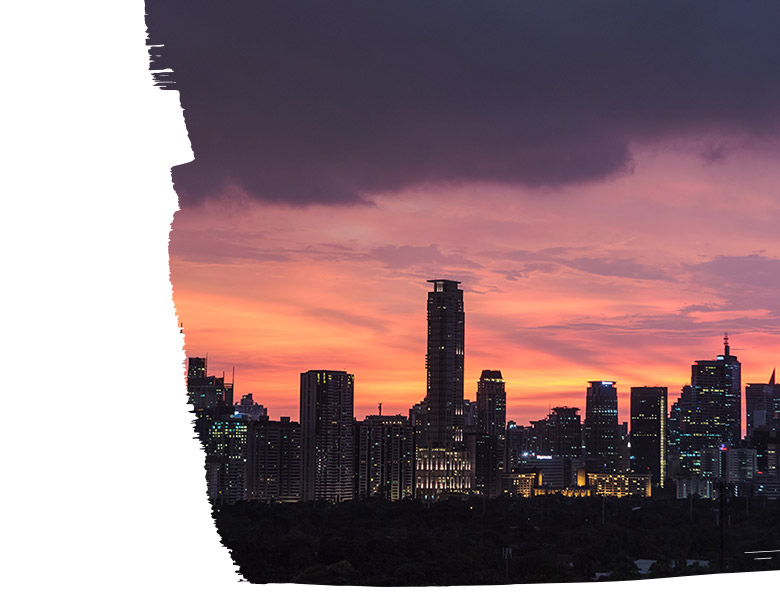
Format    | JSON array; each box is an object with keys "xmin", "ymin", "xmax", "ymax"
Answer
[
  {"xmin": 182, "ymin": 315, "xmax": 773, "ymax": 438},
  {"xmin": 187, "ymin": 279, "xmax": 775, "ymax": 444},
  {"xmin": 154, "ymin": 3, "xmax": 780, "ymax": 427}
]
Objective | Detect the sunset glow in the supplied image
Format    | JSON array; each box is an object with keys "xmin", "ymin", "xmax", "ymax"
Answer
[{"xmin": 171, "ymin": 147, "xmax": 780, "ymax": 427}]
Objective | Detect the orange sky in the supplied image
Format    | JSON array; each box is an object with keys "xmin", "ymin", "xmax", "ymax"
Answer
[{"xmin": 171, "ymin": 145, "xmax": 780, "ymax": 428}]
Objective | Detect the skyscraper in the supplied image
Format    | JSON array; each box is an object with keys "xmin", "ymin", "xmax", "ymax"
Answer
[
  {"xmin": 415, "ymin": 279, "xmax": 471, "ymax": 499},
  {"xmin": 247, "ymin": 416, "xmax": 302, "ymax": 502},
  {"xmin": 533, "ymin": 406, "xmax": 583, "ymax": 459},
  {"xmin": 746, "ymin": 369, "xmax": 780, "ymax": 440},
  {"xmin": 690, "ymin": 336, "xmax": 741, "ymax": 449},
  {"xmin": 630, "ymin": 386, "xmax": 667, "ymax": 487},
  {"xmin": 423, "ymin": 279, "xmax": 465, "ymax": 447},
  {"xmin": 300, "ymin": 370, "xmax": 355, "ymax": 502},
  {"xmin": 583, "ymin": 381, "xmax": 619, "ymax": 472},
  {"xmin": 475, "ymin": 370, "xmax": 507, "ymax": 497},
  {"xmin": 205, "ymin": 418, "xmax": 248, "ymax": 505},
  {"xmin": 186, "ymin": 356, "xmax": 234, "ymax": 444},
  {"xmin": 354, "ymin": 414, "xmax": 414, "ymax": 501}
]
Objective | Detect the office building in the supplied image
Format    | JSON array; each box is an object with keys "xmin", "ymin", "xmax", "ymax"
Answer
[
  {"xmin": 725, "ymin": 447, "xmax": 757, "ymax": 484},
  {"xmin": 247, "ymin": 416, "xmax": 301, "ymax": 502},
  {"xmin": 505, "ymin": 421, "xmax": 532, "ymax": 471},
  {"xmin": 355, "ymin": 414, "xmax": 414, "ymax": 501},
  {"xmin": 186, "ymin": 356, "xmax": 234, "ymax": 444},
  {"xmin": 415, "ymin": 280, "xmax": 471, "ymax": 499},
  {"xmin": 205, "ymin": 417, "xmax": 248, "ymax": 505},
  {"xmin": 746, "ymin": 370, "xmax": 780, "ymax": 440},
  {"xmin": 583, "ymin": 381, "xmax": 620, "ymax": 472},
  {"xmin": 234, "ymin": 393, "xmax": 268, "ymax": 421},
  {"xmin": 678, "ymin": 337, "xmax": 741, "ymax": 475},
  {"xmin": 300, "ymin": 370, "xmax": 355, "ymax": 502},
  {"xmin": 474, "ymin": 370, "xmax": 507, "ymax": 497},
  {"xmin": 532, "ymin": 406, "xmax": 583, "ymax": 459},
  {"xmin": 586, "ymin": 472, "xmax": 652, "ymax": 498},
  {"xmin": 630, "ymin": 386, "xmax": 667, "ymax": 487}
]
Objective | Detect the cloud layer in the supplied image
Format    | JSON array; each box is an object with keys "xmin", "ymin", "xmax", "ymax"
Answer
[{"xmin": 148, "ymin": 0, "xmax": 780, "ymax": 204}]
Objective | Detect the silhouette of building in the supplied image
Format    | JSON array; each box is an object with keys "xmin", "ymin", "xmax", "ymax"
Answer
[
  {"xmin": 505, "ymin": 421, "xmax": 532, "ymax": 471},
  {"xmin": 630, "ymin": 386, "xmax": 667, "ymax": 486},
  {"xmin": 205, "ymin": 417, "xmax": 248, "ymax": 505},
  {"xmin": 586, "ymin": 472, "xmax": 651, "ymax": 498},
  {"xmin": 532, "ymin": 406, "xmax": 583, "ymax": 459},
  {"xmin": 234, "ymin": 392, "xmax": 268, "ymax": 421},
  {"xmin": 354, "ymin": 414, "xmax": 414, "ymax": 501},
  {"xmin": 677, "ymin": 337, "xmax": 741, "ymax": 475},
  {"xmin": 746, "ymin": 369, "xmax": 780, "ymax": 440},
  {"xmin": 415, "ymin": 279, "xmax": 471, "ymax": 499},
  {"xmin": 247, "ymin": 416, "xmax": 301, "ymax": 502},
  {"xmin": 300, "ymin": 370, "xmax": 355, "ymax": 502},
  {"xmin": 692, "ymin": 336, "xmax": 742, "ymax": 446},
  {"xmin": 583, "ymin": 381, "xmax": 620, "ymax": 472},
  {"xmin": 186, "ymin": 356, "xmax": 234, "ymax": 444},
  {"xmin": 474, "ymin": 370, "xmax": 507, "ymax": 497}
]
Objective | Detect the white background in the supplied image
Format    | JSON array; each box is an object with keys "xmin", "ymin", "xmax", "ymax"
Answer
[{"xmin": 1, "ymin": 1, "xmax": 775, "ymax": 598}]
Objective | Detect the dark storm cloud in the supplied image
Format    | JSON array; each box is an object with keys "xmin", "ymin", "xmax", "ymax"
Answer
[{"xmin": 147, "ymin": 0, "xmax": 780, "ymax": 205}]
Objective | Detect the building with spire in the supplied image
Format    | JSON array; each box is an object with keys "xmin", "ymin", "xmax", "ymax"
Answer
[{"xmin": 746, "ymin": 369, "xmax": 780, "ymax": 476}]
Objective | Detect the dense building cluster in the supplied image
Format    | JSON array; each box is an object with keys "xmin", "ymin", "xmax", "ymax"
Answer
[{"xmin": 187, "ymin": 280, "xmax": 780, "ymax": 505}]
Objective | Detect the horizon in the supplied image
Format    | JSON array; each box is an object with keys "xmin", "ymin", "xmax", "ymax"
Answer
[{"xmin": 154, "ymin": 2, "xmax": 780, "ymax": 434}]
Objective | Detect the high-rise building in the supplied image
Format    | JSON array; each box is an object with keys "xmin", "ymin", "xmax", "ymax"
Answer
[
  {"xmin": 186, "ymin": 356, "xmax": 234, "ymax": 444},
  {"xmin": 415, "ymin": 279, "xmax": 471, "ymax": 499},
  {"xmin": 746, "ymin": 370, "xmax": 780, "ymax": 440},
  {"xmin": 300, "ymin": 370, "xmax": 355, "ymax": 502},
  {"xmin": 205, "ymin": 417, "xmax": 248, "ymax": 505},
  {"xmin": 505, "ymin": 421, "xmax": 533, "ymax": 471},
  {"xmin": 630, "ymin": 386, "xmax": 667, "ymax": 487},
  {"xmin": 234, "ymin": 392, "xmax": 268, "ymax": 421},
  {"xmin": 691, "ymin": 336, "xmax": 742, "ymax": 448},
  {"xmin": 677, "ymin": 337, "xmax": 741, "ymax": 475},
  {"xmin": 583, "ymin": 381, "xmax": 619, "ymax": 472},
  {"xmin": 354, "ymin": 414, "xmax": 414, "ymax": 501},
  {"xmin": 246, "ymin": 416, "xmax": 301, "ymax": 502},
  {"xmin": 474, "ymin": 370, "xmax": 507, "ymax": 497}
]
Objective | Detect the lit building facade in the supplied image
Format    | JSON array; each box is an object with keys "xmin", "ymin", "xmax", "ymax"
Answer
[
  {"xmin": 630, "ymin": 386, "xmax": 667, "ymax": 487},
  {"xmin": 186, "ymin": 356, "xmax": 234, "ymax": 445},
  {"xmin": 300, "ymin": 370, "xmax": 354, "ymax": 502},
  {"xmin": 586, "ymin": 473, "xmax": 651, "ymax": 498},
  {"xmin": 584, "ymin": 381, "xmax": 620, "ymax": 472},
  {"xmin": 247, "ymin": 416, "xmax": 301, "ymax": 502}
]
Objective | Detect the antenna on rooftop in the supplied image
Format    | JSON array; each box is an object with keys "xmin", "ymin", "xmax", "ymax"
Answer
[{"xmin": 378, "ymin": 402, "xmax": 382, "ymax": 416}]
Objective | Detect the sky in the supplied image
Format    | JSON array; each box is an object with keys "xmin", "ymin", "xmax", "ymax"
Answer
[{"xmin": 148, "ymin": 1, "xmax": 780, "ymax": 426}]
